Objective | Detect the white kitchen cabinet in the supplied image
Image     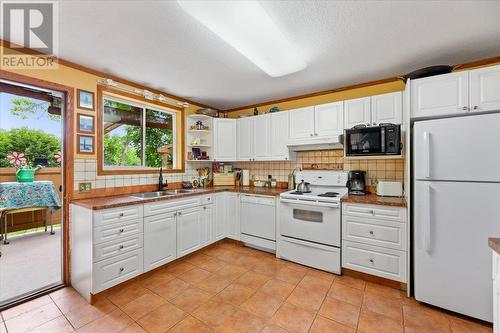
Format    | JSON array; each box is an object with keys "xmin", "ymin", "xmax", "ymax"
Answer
[
  {"xmin": 214, "ymin": 192, "xmax": 226, "ymax": 241},
  {"xmin": 226, "ymin": 192, "xmax": 240, "ymax": 240},
  {"xmin": 177, "ymin": 206, "xmax": 202, "ymax": 257},
  {"xmin": 344, "ymin": 97, "xmax": 371, "ymax": 128},
  {"xmin": 288, "ymin": 106, "xmax": 315, "ymax": 139},
  {"xmin": 493, "ymin": 251, "xmax": 500, "ymax": 333},
  {"xmin": 371, "ymin": 92, "xmax": 402, "ymax": 125},
  {"xmin": 270, "ymin": 112, "xmax": 291, "ymax": 160},
  {"xmin": 144, "ymin": 212, "xmax": 176, "ymax": 272},
  {"xmin": 200, "ymin": 204, "xmax": 213, "ymax": 247},
  {"xmin": 470, "ymin": 64, "xmax": 500, "ymax": 113},
  {"xmin": 410, "ymin": 71, "xmax": 469, "ymax": 119},
  {"xmin": 213, "ymin": 118, "xmax": 237, "ymax": 161},
  {"xmin": 253, "ymin": 114, "xmax": 272, "ymax": 160},
  {"xmin": 314, "ymin": 101, "xmax": 344, "ymax": 137},
  {"xmin": 237, "ymin": 116, "xmax": 253, "ymax": 161}
]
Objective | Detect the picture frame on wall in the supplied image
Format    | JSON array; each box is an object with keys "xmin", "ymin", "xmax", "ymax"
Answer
[
  {"xmin": 77, "ymin": 89, "xmax": 95, "ymax": 111},
  {"xmin": 77, "ymin": 135, "xmax": 94, "ymax": 154},
  {"xmin": 77, "ymin": 113, "xmax": 95, "ymax": 134}
]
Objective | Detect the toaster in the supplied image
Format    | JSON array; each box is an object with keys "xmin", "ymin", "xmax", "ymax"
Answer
[{"xmin": 376, "ymin": 181, "xmax": 403, "ymax": 197}]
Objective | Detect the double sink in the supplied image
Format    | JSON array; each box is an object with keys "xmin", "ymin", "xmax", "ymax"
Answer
[{"xmin": 131, "ymin": 189, "xmax": 193, "ymax": 199}]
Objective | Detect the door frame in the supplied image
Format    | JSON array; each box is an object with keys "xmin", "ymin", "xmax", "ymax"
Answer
[{"xmin": 0, "ymin": 69, "xmax": 74, "ymax": 286}]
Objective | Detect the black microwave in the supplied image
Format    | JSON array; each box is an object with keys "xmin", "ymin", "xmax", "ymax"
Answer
[{"xmin": 344, "ymin": 124, "xmax": 401, "ymax": 156}]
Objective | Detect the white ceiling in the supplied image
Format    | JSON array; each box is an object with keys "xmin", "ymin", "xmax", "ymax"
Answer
[{"xmin": 55, "ymin": 1, "xmax": 500, "ymax": 109}]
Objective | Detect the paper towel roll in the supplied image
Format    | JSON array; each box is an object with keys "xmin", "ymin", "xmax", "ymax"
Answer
[{"xmin": 242, "ymin": 170, "xmax": 250, "ymax": 186}]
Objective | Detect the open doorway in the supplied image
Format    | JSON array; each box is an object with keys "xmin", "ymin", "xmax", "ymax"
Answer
[{"xmin": 0, "ymin": 79, "xmax": 65, "ymax": 308}]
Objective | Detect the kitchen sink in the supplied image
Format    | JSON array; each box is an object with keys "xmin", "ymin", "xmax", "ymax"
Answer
[
  {"xmin": 166, "ymin": 189, "xmax": 192, "ymax": 194},
  {"xmin": 130, "ymin": 191, "xmax": 174, "ymax": 199}
]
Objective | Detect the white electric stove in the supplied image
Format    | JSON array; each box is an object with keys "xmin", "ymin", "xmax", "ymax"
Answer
[{"xmin": 278, "ymin": 170, "xmax": 348, "ymax": 274}]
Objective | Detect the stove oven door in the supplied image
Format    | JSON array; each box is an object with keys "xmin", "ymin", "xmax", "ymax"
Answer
[{"xmin": 279, "ymin": 199, "xmax": 340, "ymax": 247}]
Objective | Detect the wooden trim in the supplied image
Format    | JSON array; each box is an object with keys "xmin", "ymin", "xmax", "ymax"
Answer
[
  {"xmin": 77, "ymin": 113, "xmax": 95, "ymax": 135},
  {"xmin": 342, "ymin": 268, "xmax": 406, "ymax": 291},
  {"xmin": 453, "ymin": 56, "xmax": 500, "ymax": 71},
  {"xmin": 100, "ymin": 86, "xmax": 184, "ymax": 112},
  {"xmin": 76, "ymin": 89, "xmax": 95, "ymax": 111},
  {"xmin": 0, "ymin": 39, "xmax": 216, "ymax": 110},
  {"xmin": 224, "ymin": 77, "xmax": 403, "ymax": 112},
  {"xmin": 0, "ymin": 69, "xmax": 74, "ymax": 287},
  {"xmin": 76, "ymin": 134, "xmax": 95, "ymax": 154},
  {"xmin": 96, "ymin": 86, "xmax": 185, "ymax": 176}
]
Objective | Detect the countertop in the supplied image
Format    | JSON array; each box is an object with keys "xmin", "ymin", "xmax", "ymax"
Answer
[
  {"xmin": 71, "ymin": 186, "xmax": 288, "ymax": 210},
  {"xmin": 489, "ymin": 238, "xmax": 500, "ymax": 255},
  {"xmin": 341, "ymin": 193, "xmax": 407, "ymax": 207}
]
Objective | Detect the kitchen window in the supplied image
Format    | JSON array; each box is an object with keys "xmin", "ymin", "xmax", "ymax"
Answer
[{"xmin": 97, "ymin": 88, "xmax": 183, "ymax": 175}]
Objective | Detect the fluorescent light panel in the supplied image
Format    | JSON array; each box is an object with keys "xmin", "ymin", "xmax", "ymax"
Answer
[{"xmin": 177, "ymin": 0, "xmax": 307, "ymax": 77}]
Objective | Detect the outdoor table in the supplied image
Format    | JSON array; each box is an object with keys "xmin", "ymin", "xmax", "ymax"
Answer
[{"xmin": 0, "ymin": 181, "xmax": 62, "ymax": 244}]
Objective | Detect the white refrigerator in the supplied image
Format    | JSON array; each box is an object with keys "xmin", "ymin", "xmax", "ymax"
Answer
[{"xmin": 413, "ymin": 112, "xmax": 500, "ymax": 322}]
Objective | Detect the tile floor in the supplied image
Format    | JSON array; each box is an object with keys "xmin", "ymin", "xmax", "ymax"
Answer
[{"xmin": 0, "ymin": 240, "xmax": 493, "ymax": 333}]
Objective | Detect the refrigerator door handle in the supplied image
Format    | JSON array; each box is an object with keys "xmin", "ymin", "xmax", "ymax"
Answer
[
  {"xmin": 423, "ymin": 132, "xmax": 431, "ymax": 178},
  {"xmin": 422, "ymin": 183, "xmax": 432, "ymax": 252}
]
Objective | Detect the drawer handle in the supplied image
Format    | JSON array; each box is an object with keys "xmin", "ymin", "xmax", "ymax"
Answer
[
  {"xmin": 203, "ymin": 206, "xmax": 207, "ymax": 210},
  {"xmin": 119, "ymin": 213, "xmax": 124, "ymax": 217},
  {"xmin": 119, "ymin": 245, "xmax": 124, "ymax": 249},
  {"xmin": 119, "ymin": 267, "xmax": 124, "ymax": 272},
  {"xmin": 369, "ymin": 258, "xmax": 375, "ymax": 264},
  {"xmin": 369, "ymin": 231, "xmax": 375, "ymax": 236},
  {"xmin": 119, "ymin": 228, "xmax": 124, "ymax": 233}
]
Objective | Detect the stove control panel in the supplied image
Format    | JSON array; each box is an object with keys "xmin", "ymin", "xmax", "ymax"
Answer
[{"xmin": 295, "ymin": 170, "xmax": 348, "ymax": 187}]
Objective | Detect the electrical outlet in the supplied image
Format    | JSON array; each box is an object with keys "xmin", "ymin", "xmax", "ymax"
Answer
[{"xmin": 78, "ymin": 182, "xmax": 92, "ymax": 193}]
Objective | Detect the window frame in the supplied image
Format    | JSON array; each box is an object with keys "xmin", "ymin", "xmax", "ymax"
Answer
[{"xmin": 96, "ymin": 86, "xmax": 185, "ymax": 175}]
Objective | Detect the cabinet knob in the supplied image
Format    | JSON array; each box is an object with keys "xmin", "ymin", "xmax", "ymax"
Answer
[
  {"xmin": 178, "ymin": 212, "xmax": 182, "ymax": 216},
  {"xmin": 173, "ymin": 212, "xmax": 177, "ymax": 217},
  {"xmin": 119, "ymin": 213, "xmax": 124, "ymax": 217},
  {"xmin": 119, "ymin": 228, "xmax": 124, "ymax": 233},
  {"xmin": 369, "ymin": 230, "xmax": 374, "ymax": 236},
  {"xmin": 369, "ymin": 210, "xmax": 374, "ymax": 214},
  {"xmin": 461, "ymin": 106, "xmax": 469, "ymax": 111},
  {"xmin": 310, "ymin": 133, "xmax": 313, "ymax": 137},
  {"xmin": 119, "ymin": 267, "xmax": 124, "ymax": 272},
  {"xmin": 369, "ymin": 259, "xmax": 375, "ymax": 264},
  {"xmin": 366, "ymin": 122, "xmax": 370, "ymax": 126},
  {"xmin": 203, "ymin": 206, "xmax": 207, "ymax": 210},
  {"xmin": 119, "ymin": 245, "xmax": 124, "ymax": 249},
  {"xmin": 373, "ymin": 122, "xmax": 376, "ymax": 125},
  {"xmin": 473, "ymin": 105, "xmax": 479, "ymax": 110}
]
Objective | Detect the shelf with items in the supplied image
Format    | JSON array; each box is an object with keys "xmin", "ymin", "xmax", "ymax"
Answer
[{"xmin": 186, "ymin": 114, "xmax": 214, "ymax": 162}]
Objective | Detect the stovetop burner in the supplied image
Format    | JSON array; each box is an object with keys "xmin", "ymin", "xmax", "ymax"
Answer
[
  {"xmin": 317, "ymin": 192, "xmax": 339, "ymax": 197},
  {"xmin": 289, "ymin": 191, "xmax": 311, "ymax": 195}
]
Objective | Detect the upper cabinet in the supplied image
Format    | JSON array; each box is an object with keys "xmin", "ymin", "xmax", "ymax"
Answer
[
  {"xmin": 470, "ymin": 64, "xmax": 500, "ymax": 113},
  {"xmin": 344, "ymin": 93, "xmax": 402, "ymax": 129},
  {"xmin": 270, "ymin": 112, "xmax": 291, "ymax": 160},
  {"xmin": 237, "ymin": 116, "xmax": 253, "ymax": 161},
  {"xmin": 344, "ymin": 97, "xmax": 371, "ymax": 128},
  {"xmin": 289, "ymin": 106, "xmax": 315, "ymax": 139},
  {"xmin": 253, "ymin": 114, "xmax": 272, "ymax": 161},
  {"xmin": 315, "ymin": 101, "xmax": 344, "ymax": 137},
  {"xmin": 410, "ymin": 71, "xmax": 469, "ymax": 119},
  {"xmin": 213, "ymin": 118, "xmax": 237, "ymax": 161}
]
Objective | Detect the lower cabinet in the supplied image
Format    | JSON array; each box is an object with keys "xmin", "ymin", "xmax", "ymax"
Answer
[
  {"xmin": 201, "ymin": 204, "xmax": 213, "ymax": 247},
  {"xmin": 177, "ymin": 207, "xmax": 203, "ymax": 257},
  {"xmin": 226, "ymin": 192, "xmax": 240, "ymax": 240},
  {"xmin": 144, "ymin": 212, "xmax": 176, "ymax": 272},
  {"xmin": 214, "ymin": 193, "xmax": 226, "ymax": 241}
]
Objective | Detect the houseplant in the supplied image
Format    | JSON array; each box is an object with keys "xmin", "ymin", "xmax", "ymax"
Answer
[{"xmin": 7, "ymin": 152, "xmax": 43, "ymax": 182}]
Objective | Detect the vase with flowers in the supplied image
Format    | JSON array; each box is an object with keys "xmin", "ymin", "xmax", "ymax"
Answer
[{"xmin": 7, "ymin": 152, "xmax": 43, "ymax": 182}]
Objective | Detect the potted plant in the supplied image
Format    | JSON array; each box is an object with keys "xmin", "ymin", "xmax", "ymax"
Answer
[{"xmin": 7, "ymin": 152, "xmax": 43, "ymax": 183}]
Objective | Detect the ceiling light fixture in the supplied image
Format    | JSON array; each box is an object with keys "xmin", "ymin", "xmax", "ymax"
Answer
[{"xmin": 177, "ymin": 0, "xmax": 307, "ymax": 77}]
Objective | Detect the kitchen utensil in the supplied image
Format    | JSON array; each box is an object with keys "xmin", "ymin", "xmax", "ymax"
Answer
[{"xmin": 296, "ymin": 179, "xmax": 311, "ymax": 193}]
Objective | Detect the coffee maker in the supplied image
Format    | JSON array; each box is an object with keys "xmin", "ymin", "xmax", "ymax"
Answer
[{"xmin": 346, "ymin": 170, "xmax": 366, "ymax": 195}]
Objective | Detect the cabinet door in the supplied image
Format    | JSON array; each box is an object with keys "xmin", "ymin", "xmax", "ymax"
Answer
[
  {"xmin": 200, "ymin": 205, "xmax": 213, "ymax": 247},
  {"xmin": 214, "ymin": 193, "xmax": 226, "ymax": 241},
  {"xmin": 314, "ymin": 101, "xmax": 344, "ymax": 137},
  {"xmin": 213, "ymin": 119, "xmax": 237, "ymax": 161},
  {"xmin": 410, "ymin": 71, "xmax": 469, "ymax": 119},
  {"xmin": 253, "ymin": 114, "xmax": 272, "ymax": 160},
  {"xmin": 225, "ymin": 193, "xmax": 240, "ymax": 240},
  {"xmin": 177, "ymin": 207, "xmax": 202, "ymax": 257},
  {"xmin": 470, "ymin": 64, "xmax": 500, "ymax": 113},
  {"xmin": 288, "ymin": 106, "xmax": 315, "ymax": 139},
  {"xmin": 237, "ymin": 117, "xmax": 253, "ymax": 161},
  {"xmin": 371, "ymin": 92, "xmax": 402, "ymax": 125},
  {"xmin": 144, "ymin": 213, "xmax": 176, "ymax": 272},
  {"xmin": 344, "ymin": 97, "xmax": 371, "ymax": 128},
  {"xmin": 270, "ymin": 112, "xmax": 290, "ymax": 160},
  {"xmin": 494, "ymin": 279, "xmax": 500, "ymax": 333}
]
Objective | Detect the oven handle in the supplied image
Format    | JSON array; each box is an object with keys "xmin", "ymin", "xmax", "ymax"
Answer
[{"xmin": 279, "ymin": 198, "xmax": 340, "ymax": 208}]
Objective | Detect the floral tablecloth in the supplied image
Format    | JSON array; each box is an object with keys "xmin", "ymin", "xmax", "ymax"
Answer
[{"xmin": 0, "ymin": 181, "xmax": 62, "ymax": 212}]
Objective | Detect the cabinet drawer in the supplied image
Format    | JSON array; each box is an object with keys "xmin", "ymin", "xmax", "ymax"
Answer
[
  {"xmin": 93, "ymin": 219, "xmax": 143, "ymax": 245},
  {"xmin": 200, "ymin": 195, "xmax": 213, "ymax": 205},
  {"xmin": 94, "ymin": 205, "xmax": 143, "ymax": 227},
  {"xmin": 240, "ymin": 194, "xmax": 275, "ymax": 206},
  {"xmin": 93, "ymin": 248, "xmax": 143, "ymax": 293},
  {"xmin": 343, "ymin": 203, "xmax": 406, "ymax": 222},
  {"xmin": 93, "ymin": 234, "xmax": 143, "ymax": 263},
  {"xmin": 342, "ymin": 240, "xmax": 406, "ymax": 282},
  {"xmin": 144, "ymin": 197, "xmax": 201, "ymax": 216},
  {"xmin": 343, "ymin": 216, "xmax": 406, "ymax": 251}
]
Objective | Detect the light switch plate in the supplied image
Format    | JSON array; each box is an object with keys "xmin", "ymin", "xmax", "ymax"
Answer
[{"xmin": 78, "ymin": 182, "xmax": 92, "ymax": 192}]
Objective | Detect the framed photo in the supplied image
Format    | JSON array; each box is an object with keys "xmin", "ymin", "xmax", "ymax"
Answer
[
  {"xmin": 77, "ymin": 89, "xmax": 95, "ymax": 111},
  {"xmin": 77, "ymin": 135, "xmax": 94, "ymax": 154},
  {"xmin": 77, "ymin": 113, "xmax": 95, "ymax": 134}
]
